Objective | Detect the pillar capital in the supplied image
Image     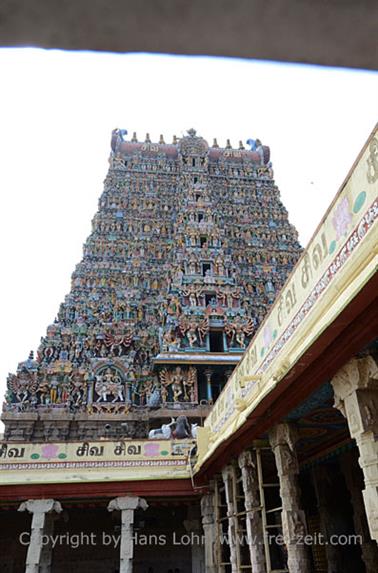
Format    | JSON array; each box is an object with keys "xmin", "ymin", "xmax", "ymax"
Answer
[
  {"xmin": 332, "ymin": 356, "xmax": 378, "ymax": 435},
  {"xmin": 269, "ymin": 423, "xmax": 299, "ymax": 476},
  {"xmin": 200, "ymin": 492, "xmax": 215, "ymax": 524},
  {"xmin": 107, "ymin": 496, "xmax": 148, "ymax": 513},
  {"xmin": 238, "ymin": 449, "xmax": 254, "ymax": 470},
  {"xmin": 18, "ymin": 499, "xmax": 62, "ymax": 515},
  {"xmin": 331, "ymin": 355, "xmax": 378, "ymax": 405},
  {"xmin": 269, "ymin": 422, "xmax": 298, "ymax": 450},
  {"xmin": 221, "ymin": 463, "xmax": 235, "ymax": 482}
]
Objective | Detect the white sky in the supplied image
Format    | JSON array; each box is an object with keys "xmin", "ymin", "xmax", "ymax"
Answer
[{"xmin": 0, "ymin": 48, "xmax": 377, "ymax": 425}]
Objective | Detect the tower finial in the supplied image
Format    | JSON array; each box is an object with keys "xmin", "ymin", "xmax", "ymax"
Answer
[
  {"xmin": 239, "ymin": 140, "xmax": 245, "ymax": 150},
  {"xmin": 226, "ymin": 139, "xmax": 232, "ymax": 149},
  {"xmin": 159, "ymin": 134, "xmax": 165, "ymax": 144},
  {"xmin": 187, "ymin": 128, "xmax": 196, "ymax": 138},
  {"xmin": 173, "ymin": 135, "xmax": 178, "ymax": 144},
  {"xmin": 131, "ymin": 131, "xmax": 138, "ymax": 143},
  {"xmin": 145, "ymin": 133, "xmax": 151, "ymax": 143},
  {"xmin": 212, "ymin": 138, "xmax": 219, "ymax": 148}
]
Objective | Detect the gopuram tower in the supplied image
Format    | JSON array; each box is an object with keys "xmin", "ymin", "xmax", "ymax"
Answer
[{"xmin": 2, "ymin": 129, "xmax": 302, "ymax": 441}]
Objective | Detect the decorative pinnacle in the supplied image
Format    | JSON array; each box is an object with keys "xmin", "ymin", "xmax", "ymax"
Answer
[
  {"xmin": 145, "ymin": 133, "xmax": 151, "ymax": 143},
  {"xmin": 212, "ymin": 138, "xmax": 219, "ymax": 148},
  {"xmin": 159, "ymin": 134, "xmax": 165, "ymax": 144},
  {"xmin": 239, "ymin": 140, "xmax": 245, "ymax": 150},
  {"xmin": 187, "ymin": 128, "xmax": 197, "ymax": 137},
  {"xmin": 172, "ymin": 135, "xmax": 178, "ymax": 144},
  {"xmin": 131, "ymin": 132, "xmax": 138, "ymax": 142},
  {"xmin": 226, "ymin": 139, "xmax": 232, "ymax": 149}
]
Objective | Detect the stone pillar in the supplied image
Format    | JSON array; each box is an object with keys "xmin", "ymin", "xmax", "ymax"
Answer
[
  {"xmin": 269, "ymin": 423, "xmax": 311, "ymax": 573},
  {"xmin": 238, "ymin": 450, "xmax": 266, "ymax": 573},
  {"xmin": 200, "ymin": 493, "xmax": 217, "ymax": 573},
  {"xmin": 39, "ymin": 511, "xmax": 60, "ymax": 573},
  {"xmin": 18, "ymin": 499, "xmax": 63, "ymax": 573},
  {"xmin": 331, "ymin": 355, "xmax": 378, "ymax": 543},
  {"xmin": 222, "ymin": 465, "xmax": 239, "ymax": 573},
  {"xmin": 108, "ymin": 496, "xmax": 148, "ymax": 573},
  {"xmin": 311, "ymin": 465, "xmax": 341, "ymax": 573},
  {"xmin": 340, "ymin": 450, "xmax": 378, "ymax": 573},
  {"xmin": 184, "ymin": 506, "xmax": 205, "ymax": 573}
]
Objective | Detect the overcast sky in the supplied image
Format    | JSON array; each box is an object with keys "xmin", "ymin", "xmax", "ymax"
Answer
[{"xmin": 0, "ymin": 48, "xmax": 377, "ymax": 426}]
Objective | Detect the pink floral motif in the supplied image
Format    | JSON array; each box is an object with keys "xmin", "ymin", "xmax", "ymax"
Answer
[
  {"xmin": 144, "ymin": 443, "xmax": 160, "ymax": 457},
  {"xmin": 332, "ymin": 197, "xmax": 352, "ymax": 240},
  {"xmin": 41, "ymin": 444, "xmax": 59, "ymax": 459}
]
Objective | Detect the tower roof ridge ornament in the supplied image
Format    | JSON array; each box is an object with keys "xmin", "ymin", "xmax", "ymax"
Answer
[{"xmin": 187, "ymin": 128, "xmax": 197, "ymax": 137}]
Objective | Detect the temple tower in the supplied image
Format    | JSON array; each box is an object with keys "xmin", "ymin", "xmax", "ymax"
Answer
[{"xmin": 2, "ymin": 129, "xmax": 301, "ymax": 441}]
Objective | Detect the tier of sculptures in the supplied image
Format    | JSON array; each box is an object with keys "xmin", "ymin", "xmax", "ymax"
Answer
[{"xmin": 4, "ymin": 130, "xmax": 301, "ymax": 414}]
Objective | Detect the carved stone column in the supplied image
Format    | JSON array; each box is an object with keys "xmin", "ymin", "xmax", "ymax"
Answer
[
  {"xmin": 311, "ymin": 465, "xmax": 341, "ymax": 573},
  {"xmin": 222, "ymin": 465, "xmax": 239, "ymax": 573},
  {"xmin": 200, "ymin": 492, "xmax": 217, "ymax": 573},
  {"xmin": 331, "ymin": 355, "xmax": 378, "ymax": 543},
  {"xmin": 340, "ymin": 450, "xmax": 378, "ymax": 573},
  {"xmin": 18, "ymin": 499, "xmax": 63, "ymax": 573},
  {"xmin": 108, "ymin": 496, "xmax": 148, "ymax": 573},
  {"xmin": 184, "ymin": 505, "xmax": 205, "ymax": 573},
  {"xmin": 238, "ymin": 450, "xmax": 265, "ymax": 573},
  {"xmin": 39, "ymin": 511, "xmax": 61, "ymax": 573},
  {"xmin": 269, "ymin": 423, "xmax": 311, "ymax": 573}
]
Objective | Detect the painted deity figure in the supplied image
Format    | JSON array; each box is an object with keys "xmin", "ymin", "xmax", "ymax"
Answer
[
  {"xmin": 188, "ymin": 254, "xmax": 198, "ymax": 274},
  {"xmin": 162, "ymin": 328, "xmax": 181, "ymax": 351},
  {"xmin": 182, "ymin": 285, "xmax": 202, "ymax": 307},
  {"xmin": 182, "ymin": 367, "xmax": 197, "ymax": 402},
  {"xmin": 95, "ymin": 368, "xmax": 124, "ymax": 403},
  {"xmin": 214, "ymin": 255, "xmax": 225, "ymax": 276},
  {"xmin": 37, "ymin": 380, "xmax": 50, "ymax": 404},
  {"xmin": 70, "ymin": 372, "xmax": 87, "ymax": 407},
  {"xmin": 49, "ymin": 377, "xmax": 60, "ymax": 404},
  {"xmin": 7, "ymin": 371, "xmax": 38, "ymax": 405},
  {"xmin": 235, "ymin": 323, "xmax": 246, "ymax": 348},
  {"xmin": 186, "ymin": 322, "xmax": 198, "ymax": 347},
  {"xmin": 171, "ymin": 367, "xmax": 184, "ymax": 402}
]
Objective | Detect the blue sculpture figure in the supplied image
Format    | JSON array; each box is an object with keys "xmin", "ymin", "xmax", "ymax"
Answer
[
  {"xmin": 111, "ymin": 128, "xmax": 128, "ymax": 153},
  {"xmin": 246, "ymin": 138, "xmax": 257, "ymax": 151}
]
